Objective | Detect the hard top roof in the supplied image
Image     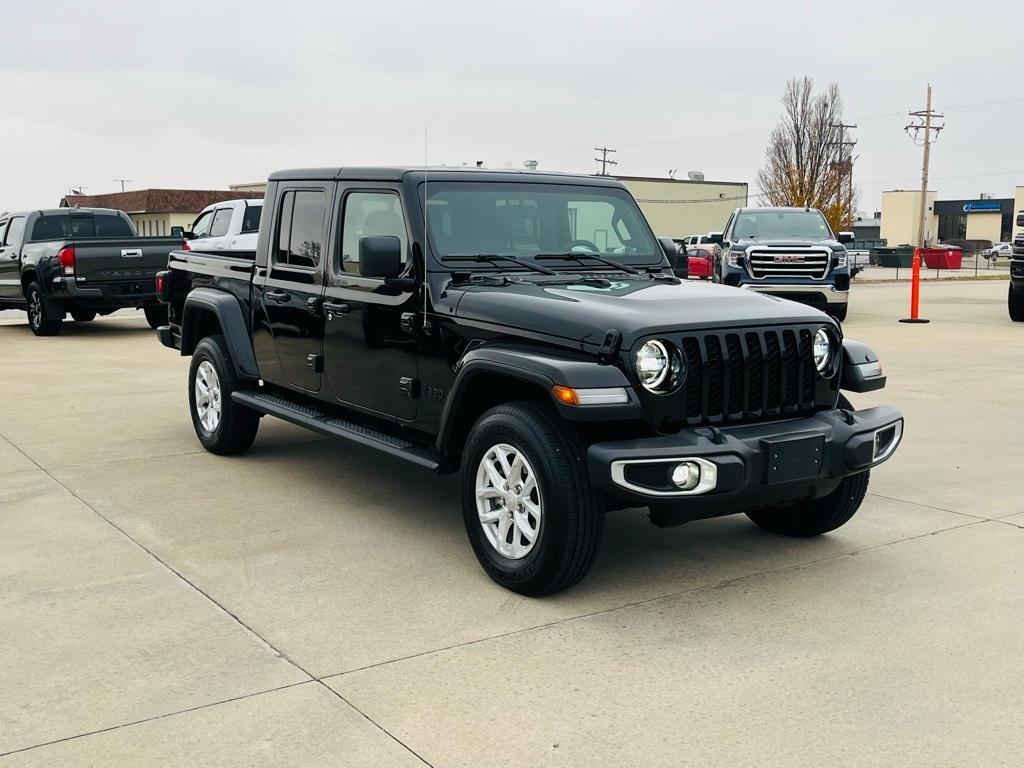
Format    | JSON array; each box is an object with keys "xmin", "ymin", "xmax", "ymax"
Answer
[{"xmin": 267, "ymin": 166, "xmax": 627, "ymax": 187}]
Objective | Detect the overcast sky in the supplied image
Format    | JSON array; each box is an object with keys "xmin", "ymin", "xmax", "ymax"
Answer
[{"xmin": 2, "ymin": 0, "xmax": 1021, "ymax": 215}]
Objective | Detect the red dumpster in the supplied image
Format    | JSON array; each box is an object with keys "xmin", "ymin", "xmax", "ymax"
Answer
[{"xmin": 920, "ymin": 247, "xmax": 962, "ymax": 269}]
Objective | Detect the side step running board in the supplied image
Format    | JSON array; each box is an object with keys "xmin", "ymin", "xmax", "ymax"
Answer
[{"xmin": 233, "ymin": 391, "xmax": 441, "ymax": 472}]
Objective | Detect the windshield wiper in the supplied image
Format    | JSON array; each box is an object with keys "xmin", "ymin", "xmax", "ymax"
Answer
[
  {"xmin": 535, "ymin": 252, "xmax": 641, "ymax": 274},
  {"xmin": 440, "ymin": 254, "xmax": 556, "ymax": 275}
]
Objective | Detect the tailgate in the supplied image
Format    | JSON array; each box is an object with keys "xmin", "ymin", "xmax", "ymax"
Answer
[{"xmin": 71, "ymin": 237, "xmax": 182, "ymax": 283}]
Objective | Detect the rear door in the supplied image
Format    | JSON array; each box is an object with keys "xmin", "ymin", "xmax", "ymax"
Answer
[
  {"xmin": 256, "ymin": 183, "xmax": 331, "ymax": 393},
  {"xmin": 0, "ymin": 216, "xmax": 26, "ymax": 300},
  {"xmin": 230, "ymin": 203, "xmax": 262, "ymax": 250}
]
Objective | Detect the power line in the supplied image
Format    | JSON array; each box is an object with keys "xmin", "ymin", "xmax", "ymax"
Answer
[{"xmin": 593, "ymin": 146, "xmax": 617, "ymax": 175}]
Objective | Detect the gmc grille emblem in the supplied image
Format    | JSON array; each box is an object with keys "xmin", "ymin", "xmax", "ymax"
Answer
[{"xmin": 773, "ymin": 254, "xmax": 805, "ymax": 263}]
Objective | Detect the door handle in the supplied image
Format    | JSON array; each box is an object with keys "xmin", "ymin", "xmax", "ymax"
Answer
[
  {"xmin": 323, "ymin": 301, "xmax": 350, "ymax": 318},
  {"xmin": 265, "ymin": 290, "xmax": 290, "ymax": 304}
]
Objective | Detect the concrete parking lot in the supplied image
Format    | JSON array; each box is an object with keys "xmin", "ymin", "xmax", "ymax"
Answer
[{"xmin": 2, "ymin": 280, "xmax": 1022, "ymax": 767}]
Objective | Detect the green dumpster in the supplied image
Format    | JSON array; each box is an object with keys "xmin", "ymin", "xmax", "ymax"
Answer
[{"xmin": 873, "ymin": 246, "xmax": 914, "ymax": 268}]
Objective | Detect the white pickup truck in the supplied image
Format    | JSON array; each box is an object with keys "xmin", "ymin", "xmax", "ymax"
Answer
[{"xmin": 183, "ymin": 199, "xmax": 262, "ymax": 252}]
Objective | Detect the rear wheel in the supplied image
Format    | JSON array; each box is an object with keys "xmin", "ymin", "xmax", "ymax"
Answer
[
  {"xmin": 70, "ymin": 309, "xmax": 96, "ymax": 322},
  {"xmin": 746, "ymin": 394, "xmax": 869, "ymax": 537},
  {"xmin": 461, "ymin": 401, "xmax": 603, "ymax": 595},
  {"xmin": 25, "ymin": 282, "xmax": 63, "ymax": 336},
  {"xmin": 144, "ymin": 304, "xmax": 168, "ymax": 329},
  {"xmin": 1009, "ymin": 284, "xmax": 1024, "ymax": 322},
  {"xmin": 188, "ymin": 335, "xmax": 260, "ymax": 455}
]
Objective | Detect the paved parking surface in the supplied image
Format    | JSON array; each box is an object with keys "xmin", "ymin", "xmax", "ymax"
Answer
[{"xmin": 2, "ymin": 281, "xmax": 1022, "ymax": 767}]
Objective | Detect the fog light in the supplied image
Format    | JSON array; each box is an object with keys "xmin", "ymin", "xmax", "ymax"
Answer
[
  {"xmin": 671, "ymin": 461, "xmax": 701, "ymax": 490},
  {"xmin": 872, "ymin": 421, "xmax": 903, "ymax": 462}
]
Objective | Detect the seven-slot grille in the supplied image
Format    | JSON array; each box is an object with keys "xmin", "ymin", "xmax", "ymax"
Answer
[
  {"xmin": 747, "ymin": 247, "xmax": 831, "ymax": 279},
  {"xmin": 675, "ymin": 327, "xmax": 819, "ymax": 426}
]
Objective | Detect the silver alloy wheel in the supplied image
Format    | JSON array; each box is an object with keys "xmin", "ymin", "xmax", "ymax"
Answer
[
  {"xmin": 28, "ymin": 289, "xmax": 41, "ymax": 329},
  {"xmin": 194, "ymin": 360, "xmax": 222, "ymax": 434},
  {"xmin": 475, "ymin": 443, "xmax": 542, "ymax": 559}
]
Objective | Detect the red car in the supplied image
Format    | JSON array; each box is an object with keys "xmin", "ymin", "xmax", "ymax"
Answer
[{"xmin": 686, "ymin": 245, "xmax": 714, "ymax": 279}]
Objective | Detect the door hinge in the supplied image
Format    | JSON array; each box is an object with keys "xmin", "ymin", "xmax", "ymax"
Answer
[
  {"xmin": 400, "ymin": 312, "xmax": 416, "ymax": 333},
  {"xmin": 306, "ymin": 353, "xmax": 324, "ymax": 373},
  {"xmin": 399, "ymin": 377, "xmax": 420, "ymax": 398}
]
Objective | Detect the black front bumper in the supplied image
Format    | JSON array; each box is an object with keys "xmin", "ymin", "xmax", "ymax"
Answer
[{"xmin": 588, "ymin": 405, "xmax": 902, "ymax": 525}]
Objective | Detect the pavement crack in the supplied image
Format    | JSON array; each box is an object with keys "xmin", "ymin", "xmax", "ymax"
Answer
[{"xmin": 322, "ymin": 518, "xmax": 988, "ymax": 682}]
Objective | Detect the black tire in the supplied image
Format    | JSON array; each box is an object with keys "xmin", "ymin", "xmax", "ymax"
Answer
[
  {"xmin": 1009, "ymin": 284, "xmax": 1024, "ymax": 322},
  {"xmin": 829, "ymin": 304, "xmax": 849, "ymax": 322},
  {"xmin": 188, "ymin": 335, "xmax": 260, "ymax": 456},
  {"xmin": 461, "ymin": 401, "xmax": 604, "ymax": 596},
  {"xmin": 70, "ymin": 309, "xmax": 96, "ymax": 322},
  {"xmin": 746, "ymin": 394, "xmax": 869, "ymax": 537},
  {"xmin": 25, "ymin": 282, "xmax": 63, "ymax": 336},
  {"xmin": 144, "ymin": 304, "xmax": 168, "ymax": 329}
]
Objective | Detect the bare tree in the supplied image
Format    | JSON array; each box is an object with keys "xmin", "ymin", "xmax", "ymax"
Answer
[{"xmin": 757, "ymin": 78, "xmax": 859, "ymax": 232}]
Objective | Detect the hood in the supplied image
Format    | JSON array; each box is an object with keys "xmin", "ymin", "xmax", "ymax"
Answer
[
  {"xmin": 454, "ymin": 275, "xmax": 834, "ymax": 348},
  {"xmin": 730, "ymin": 236, "xmax": 844, "ymax": 250}
]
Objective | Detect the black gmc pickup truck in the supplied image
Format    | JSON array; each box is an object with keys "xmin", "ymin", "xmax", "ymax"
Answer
[
  {"xmin": 156, "ymin": 167, "xmax": 903, "ymax": 595},
  {"xmin": 0, "ymin": 207, "xmax": 180, "ymax": 335}
]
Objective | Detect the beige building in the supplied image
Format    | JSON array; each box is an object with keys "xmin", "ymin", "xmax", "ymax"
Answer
[
  {"xmin": 59, "ymin": 189, "xmax": 262, "ymax": 236},
  {"xmin": 615, "ymin": 176, "xmax": 748, "ymax": 240},
  {"xmin": 881, "ymin": 187, "xmax": 1021, "ymax": 246}
]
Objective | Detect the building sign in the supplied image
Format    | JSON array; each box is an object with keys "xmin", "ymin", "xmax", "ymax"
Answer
[{"xmin": 962, "ymin": 201, "xmax": 1002, "ymax": 213}]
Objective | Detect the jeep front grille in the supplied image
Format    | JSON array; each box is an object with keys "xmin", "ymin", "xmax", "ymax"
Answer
[
  {"xmin": 747, "ymin": 247, "xmax": 831, "ymax": 279},
  {"xmin": 676, "ymin": 327, "xmax": 819, "ymax": 425}
]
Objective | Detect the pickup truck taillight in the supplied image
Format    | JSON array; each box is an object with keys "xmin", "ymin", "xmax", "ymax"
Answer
[
  {"xmin": 182, "ymin": 240, "xmax": 191, "ymax": 251},
  {"xmin": 57, "ymin": 246, "xmax": 76, "ymax": 276},
  {"xmin": 155, "ymin": 270, "xmax": 173, "ymax": 303}
]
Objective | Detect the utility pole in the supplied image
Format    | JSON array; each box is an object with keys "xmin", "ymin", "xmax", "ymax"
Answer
[
  {"xmin": 828, "ymin": 123, "xmax": 857, "ymax": 229},
  {"xmin": 905, "ymin": 84, "xmax": 944, "ymax": 247},
  {"xmin": 593, "ymin": 146, "xmax": 617, "ymax": 176},
  {"xmin": 113, "ymin": 179, "xmax": 132, "ymax": 192}
]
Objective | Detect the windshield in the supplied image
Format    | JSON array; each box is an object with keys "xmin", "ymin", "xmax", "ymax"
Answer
[
  {"xmin": 30, "ymin": 214, "xmax": 135, "ymax": 241},
  {"xmin": 733, "ymin": 210, "xmax": 833, "ymax": 240},
  {"xmin": 424, "ymin": 182, "xmax": 660, "ymax": 266}
]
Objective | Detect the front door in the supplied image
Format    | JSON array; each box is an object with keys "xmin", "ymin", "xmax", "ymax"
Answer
[
  {"xmin": 255, "ymin": 184, "xmax": 331, "ymax": 393},
  {"xmin": 322, "ymin": 186, "xmax": 419, "ymax": 421},
  {"xmin": 0, "ymin": 216, "xmax": 25, "ymax": 301}
]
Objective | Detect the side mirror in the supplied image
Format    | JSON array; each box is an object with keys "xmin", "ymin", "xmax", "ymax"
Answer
[
  {"xmin": 659, "ymin": 237, "xmax": 687, "ymax": 278},
  {"xmin": 182, "ymin": 231, "xmax": 196, "ymax": 240},
  {"xmin": 839, "ymin": 231, "xmax": 855, "ymax": 244},
  {"xmin": 359, "ymin": 235, "xmax": 403, "ymax": 279},
  {"xmin": 706, "ymin": 231, "xmax": 724, "ymax": 245},
  {"xmin": 170, "ymin": 226, "xmax": 185, "ymax": 238}
]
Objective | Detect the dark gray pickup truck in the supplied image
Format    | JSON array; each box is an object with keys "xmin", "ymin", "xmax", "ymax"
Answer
[{"xmin": 0, "ymin": 207, "xmax": 182, "ymax": 335}]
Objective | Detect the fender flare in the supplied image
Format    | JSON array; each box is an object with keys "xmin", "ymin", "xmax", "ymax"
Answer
[
  {"xmin": 181, "ymin": 288, "xmax": 259, "ymax": 379},
  {"xmin": 435, "ymin": 343, "xmax": 639, "ymax": 452}
]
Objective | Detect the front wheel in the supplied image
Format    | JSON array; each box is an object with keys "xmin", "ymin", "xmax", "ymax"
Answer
[
  {"xmin": 144, "ymin": 304, "xmax": 168, "ymax": 329},
  {"xmin": 188, "ymin": 335, "xmax": 260, "ymax": 455},
  {"xmin": 1009, "ymin": 284, "xmax": 1024, "ymax": 322},
  {"xmin": 461, "ymin": 401, "xmax": 603, "ymax": 596},
  {"xmin": 746, "ymin": 394, "xmax": 868, "ymax": 537},
  {"xmin": 25, "ymin": 282, "xmax": 63, "ymax": 336}
]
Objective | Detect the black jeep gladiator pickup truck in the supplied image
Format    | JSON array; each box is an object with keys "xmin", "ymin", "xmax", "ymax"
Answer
[
  {"xmin": 156, "ymin": 167, "xmax": 903, "ymax": 595},
  {"xmin": 0, "ymin": 207, "xmax": 180, "ymax": 335}
]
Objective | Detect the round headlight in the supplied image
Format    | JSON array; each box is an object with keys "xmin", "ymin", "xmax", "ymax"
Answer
[
  {"xmin": 813, "ymin": 328, "xmax": 832, "ymax": 372},
  {"xmin": 636, "ymin": 340, "xmax": 670, "ymax": 390}
]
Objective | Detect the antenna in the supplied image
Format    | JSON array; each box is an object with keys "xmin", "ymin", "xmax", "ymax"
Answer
[{"xmin": 113, "ymin": 179, "xmax": 132, "ymax": 192}]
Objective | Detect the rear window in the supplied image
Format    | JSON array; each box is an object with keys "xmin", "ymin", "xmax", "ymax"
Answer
[
  {"xmin": 31, "ymin": 214, "xmax": 135, "ymax": 241},
  {"xmin": 240, "ymin": 204, "xmax": 262, "ymax": 234}
]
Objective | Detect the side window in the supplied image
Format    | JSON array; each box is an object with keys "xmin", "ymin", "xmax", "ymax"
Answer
[
  {"xmin": 0, "ymin": 220, "xmax": 7, "ymax": 245},
  {"xmin": 5, "ymin": 217, "xmax": 26, "ymax": 247},
  {"xmin": 190, "ymin": 210, "xmax": 214, "ymax": 238},
  {"xmin": 240, "ymin": 205, "xmax": 261, "ymax": 234},
  {"xmin": 340, "ymin": 191, "xmax": 408, "ymax": 273},
  {"xmin": 275, "ymin": 190, "xmax": 327, "ymax": 270},
  {"xmin": 209, "ymin": 208, "xmax": 232, "ymax": 238}
]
